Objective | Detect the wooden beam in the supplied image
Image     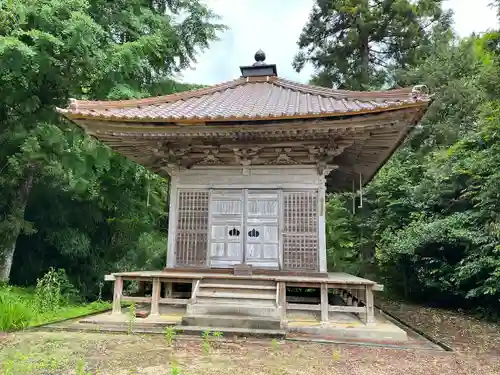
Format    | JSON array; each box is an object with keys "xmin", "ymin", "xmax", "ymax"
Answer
[
  {"xmin": 121, "ymin": 296, "xmax": 151, "ymax": 303},
  {"xmin": 158, "ymin": 298, "xmax": 189, "ymax": 305},
  {"xmin": 287, "ymin": 303, "xmax": 320, "ymax": 311},
  {"xmin": 329, "ymin": 305, "xmax": 365, "ymax": 313}
]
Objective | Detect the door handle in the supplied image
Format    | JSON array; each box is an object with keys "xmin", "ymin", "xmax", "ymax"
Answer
[{"xmin": 248, "ymin": 228, "xmax": 260, "ymax": 238}]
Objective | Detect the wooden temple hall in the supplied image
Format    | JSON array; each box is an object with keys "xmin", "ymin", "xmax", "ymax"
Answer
[{"xmin": 57, "ymin": 50, "xmax": 430, "ymax": 339}]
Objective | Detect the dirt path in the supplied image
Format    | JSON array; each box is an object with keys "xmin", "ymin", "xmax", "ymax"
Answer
[
  {"xmin": 377, "ymin": 297, "xmax": 500, "ymax": 355},
  {"xmin": 1, "ymin": 331, "xmax": 499, "ymax": 375}
]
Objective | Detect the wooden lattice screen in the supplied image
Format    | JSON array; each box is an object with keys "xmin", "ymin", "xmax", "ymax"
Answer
[
  {"xmin": 175, "ymin": 190, "xmax": 209, "ymax": 267},
  {"xmin": 282, "ymin": 190, "xmax": 319, "ymax": 271}
]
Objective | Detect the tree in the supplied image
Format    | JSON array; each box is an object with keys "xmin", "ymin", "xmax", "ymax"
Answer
[
  {"xmin": 323, "ymin": 31, "xmax": 500, "ymax": 312},
  {"xmin": 293, "ymin": 0, "xmax": 452, "ymax": 90},
  {"xmin": 0, "ymin": 0, "xmax": 224, "ymax": 283}
]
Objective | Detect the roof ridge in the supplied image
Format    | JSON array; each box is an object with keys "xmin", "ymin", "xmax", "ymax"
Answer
[
  {"xmin": 273, "ymin": 78, "xmax": 415, "ymax": 101},
  {"xmin": 70, "ymin": 78, "xmax": 246, "ymax": 110}
]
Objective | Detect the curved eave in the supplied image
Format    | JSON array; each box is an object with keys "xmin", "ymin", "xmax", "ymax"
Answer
[
  {"xmin": 326, "ymin": 101, "xmax": 431, "ymax": 192},
  {"xmin": 55, "ymin": 100, "xmax": 430, "ymax": 126}
]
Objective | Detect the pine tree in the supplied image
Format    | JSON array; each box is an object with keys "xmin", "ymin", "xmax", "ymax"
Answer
[{"xmin": 293, "ymin": 0, "xmax": 452, "ymax": 90}]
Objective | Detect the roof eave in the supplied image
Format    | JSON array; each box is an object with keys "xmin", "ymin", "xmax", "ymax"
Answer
[{"xmin": 56, "ymin": 100, "xmax": 431, "ymax": 125}]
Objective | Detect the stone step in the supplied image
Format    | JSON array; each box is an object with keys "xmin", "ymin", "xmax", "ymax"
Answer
[
  {"xmin": 176, "ymin": 325, "xmax": 286, "ymax": 338},
  {"xmin": 197, "ymin": 291, "xmax": 275, "ymax": 300},
  {"xmin": 187, "ymin": 302, "xmax": 280, "ymax": 318},
  {"xmin": 200, "ymin": 279, "xmax": 276, "ymax": 287},
  {"xmin": 200, "ymin": 283, "xmax": 276, "ymax": 290},
  {"xmin": 42, "ymin": 323, "xmax": 286, "ymax": 338},
  {"xmin": 196, "ymin": 296, "xmax": 276, "ymax": 306},
  {"xmin": 182, "ymin": 314, "xmax": 281, "ymax": 330}
]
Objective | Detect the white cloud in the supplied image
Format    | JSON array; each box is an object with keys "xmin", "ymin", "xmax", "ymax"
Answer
[
  {"xmin": 444, "ymin": 0, "xmax": 498, "ymax": 37},
  {"xmin": 179, "ymin": 0, "xmax": 499, "ymax": 85}
]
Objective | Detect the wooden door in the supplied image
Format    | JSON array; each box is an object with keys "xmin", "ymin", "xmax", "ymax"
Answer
[
  {"xmin": 209, "ymin": 190, "xmax": 244, "ymax": 267},
  {"xmin": 244, "ymin": 191, "xmax": 280, "ymax": 269}
]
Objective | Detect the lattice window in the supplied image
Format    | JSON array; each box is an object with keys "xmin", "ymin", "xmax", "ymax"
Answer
[
  {"xmin": 175, "ymin": 190, "xmax": 209, "ymax": 267},
  {"xmin": 283, "ymin": 190, "xmax": 319, "ymax": 271}
]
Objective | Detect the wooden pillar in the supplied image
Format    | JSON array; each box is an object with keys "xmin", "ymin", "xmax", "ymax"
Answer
[
  {"xmin": 364, "ymin": 285, "xmax": 375, "ymax": 325},
  {"xmin": 347, "ymin": 289, "xmax": 353, "ymax": 306},
  {"xmin": 112, "ymin": 276, "xmax": 123, "ymax": 315},
  {"xmin": 166, "ymin": 174, "xmax": 179, "ymax": 268},
  {"xmin": 150, "ymin": 277, "xmax": 161, "ymax": 316},
  {"xmin": 278, "ymin": 282, "xmax": 287, "ymax": 326},
  {"xmin": 318, "ymin": 173, "xmax": 327, "ymax": 273},
  {"xmin": 163, "ymin": 282, "xmax": 173, "ymax": 298},
  {"xmin": 191, "ymin": 280, "xmax": 200, "ymax": 304},
  {"xmin": 138, "ymin": 281, "xmax": 146, "ymax": 295},
  {"xmin": 353, "ymin": 289, "xmax": 358, "ymax": 306},
  {"xmin": 320, "ymin": 283, "xmax": 329, "ymax": 323}
]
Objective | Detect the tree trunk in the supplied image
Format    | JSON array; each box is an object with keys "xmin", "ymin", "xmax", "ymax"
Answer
[
  {"xmin": 358, "ymin": 0, "xmax": 370, "ymax": 89},
  {"xmin": 360, "ymin": 33, "xmax": 370, "ymax": 89},
  {"xmin": 0, "ymin": 171, "xmax": 34, "ymax": 282}
]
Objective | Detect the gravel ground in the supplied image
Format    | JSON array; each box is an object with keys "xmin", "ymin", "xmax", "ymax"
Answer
[{"xmin": 1, "ymin": 331, "xmax": 499, "ymax": 375}]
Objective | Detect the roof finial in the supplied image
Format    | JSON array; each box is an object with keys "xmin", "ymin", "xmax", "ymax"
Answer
[
  {"xmin": 240, "ymin": 49, "xmax": 277, "ymax": 77},
  {"xmin": 254, "ymin": 49, "xmax": 266, "ymax": 66}
]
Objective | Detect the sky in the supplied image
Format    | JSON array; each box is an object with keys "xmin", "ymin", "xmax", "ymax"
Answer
[{"xmin": 179, "ymin": 0, "xmax": 499, "ymax": 85}]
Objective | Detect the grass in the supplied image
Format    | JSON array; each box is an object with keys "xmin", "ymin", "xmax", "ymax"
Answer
[
  {"xmin": 0, "ymin": 285, "xmax": 110, "ymax": 331},
  {"xmin": 0, "ymin": 275, "xmax": 111, "ymax": 332}
]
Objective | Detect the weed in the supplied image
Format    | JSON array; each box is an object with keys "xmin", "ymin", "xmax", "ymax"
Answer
[
  {"xmin": 212, "ymin": 330, "xmax": 223, "ymax": 349},
  {"xmin": 164, "ymin": 326, "xmax": 178, "ymax": 346},
  {"xmin": 0, "ymin": 349, "xmax": 70, "ymax": 374},
  {"xmin": 75, "ymin": 359, "xmax": 89, "ymax": 375},
  {"xmin": 128, "ymin": 303, "xmax": 136, "ymax": 334},
  {"xmin": 171, "ymin": 357, "xmax": 181, "ymax": 375},
  {"xmin": 201, "ymin": 329, "xmax": 211, "ymax": 354},
  {"xmin": 332, "ymin": 346, "xmax": 341, "ymax": 361},
  {"xmin": 270, "ymin": 338, "xmax": 280, "ymax": 353}
]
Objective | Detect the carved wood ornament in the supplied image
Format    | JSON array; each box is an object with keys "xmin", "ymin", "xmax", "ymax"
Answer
[{"xmin": 148, "ymin": 140, "xmax": 351, "ymax": 176}]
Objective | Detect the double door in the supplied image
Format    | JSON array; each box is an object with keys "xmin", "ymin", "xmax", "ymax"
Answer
[{"xmin": 209, "ymin": 189, "xmax": 280, "ymax": 269}]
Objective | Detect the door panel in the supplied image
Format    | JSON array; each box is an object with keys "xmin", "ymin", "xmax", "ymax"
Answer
[
  {"xmin": 209, "ymin": 190, "xmax": 244, "ymax": 267},
  {"xmin": 244, "ymin": 191, "xmax": 280, "ymax": 269}
]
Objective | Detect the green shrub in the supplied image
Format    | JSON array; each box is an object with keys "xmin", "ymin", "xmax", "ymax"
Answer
[{"xmin": 33, "ymin": 268, "xmax": 79, "ymax": 313}]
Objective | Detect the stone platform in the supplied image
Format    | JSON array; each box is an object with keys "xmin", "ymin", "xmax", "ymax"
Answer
[
  {"xmin": 95, "ymin": 269, "xmax": 408, "ymax": 342},
  {"xmin": 73, "ymin": 305, "xmax": 408, "ymax": 342}
]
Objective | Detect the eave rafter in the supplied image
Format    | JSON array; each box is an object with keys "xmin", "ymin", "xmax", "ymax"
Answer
[{"xmin": 70, "ymin": 106, "xmax": 426, "ymax": 191}]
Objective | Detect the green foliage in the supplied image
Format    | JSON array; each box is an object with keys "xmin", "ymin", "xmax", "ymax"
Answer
[
  {"xmin": 0, "ymin": 0, "xmax": 224, "ymax": 295},
  {"xmin": 0, "ymin": 286, "xmax": 33, "ymax": 331},
  {"xmin": 33, "ymin": 267, "xmax": 79, "ymax": 312},
  {"xmin": 201, "ymin": 329, "xmax": 211, "ymax": 353},
  {"xmin": 270, "ymin": 338, "xmax": 280, "ymax": 353},
  {"xmin": 322, "ymin": 28, "xmax": 500, "ymax": 313},
  {"xmin": 164, "ymin": 326, "xmax": 177, "ymax": 346},
  {"xmin": 294, "ymin": 0, "xmax": 452, "ymax": 89},
  {"xmin": 0, "ymin": 350, "xmax": 97, "ymax": 375},
  {"xmin": 211, "ymin": 330, "xmax": 223, "ymax": 349},
  {"xmin": 0, "ymin": 270, "xmax": 110, "ymax": 331}
]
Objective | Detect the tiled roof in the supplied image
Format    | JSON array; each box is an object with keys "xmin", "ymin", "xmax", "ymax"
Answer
[{"xmin": 57, "ymin": 76, "xmax": 430, "ymax": 123}]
